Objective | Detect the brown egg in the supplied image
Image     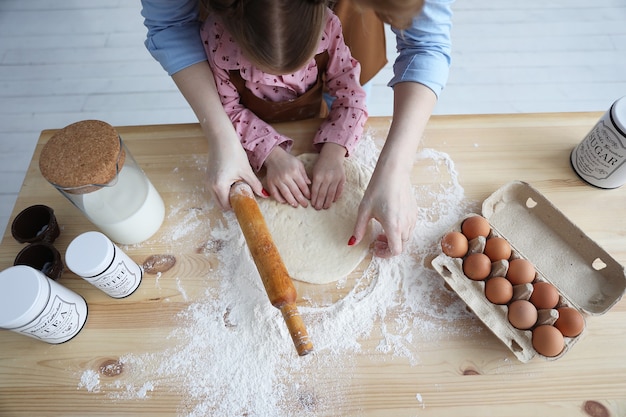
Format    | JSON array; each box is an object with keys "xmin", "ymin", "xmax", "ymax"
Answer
[
  {"xmin": 508, "ymin": 300, "xmax": 538, "ymax": 330},
  {"xmin": 506, "ymin": 258, "xmax": 536, "ymax": 285},
  {"xmin": 484, "ymin": 276, "xmax": 513, "ymax": 304},
  {"xmin": 462, "ymin": 253, "xmax": 492, "ymax": 281},
  {"xmin": 461, "ymin": 215, "xmax": 491, "ymax": 240},
  {"xmin": 484, "ymin": 237, "xmax": 512, "ymax": 262},
  {"xmin": 554, "ymin": 307, "xmax": 585, "ymax": 337},
  {"xmin": 441, "ymin": 231, "xmax": 469, "ymax": 258},
  {"xmin": 532, "ymin": 325, "xmax": 565, "ymax": 357},
  {"xmin": 529, "ymin": 282, "xmax": 560, "ymax": 309}
]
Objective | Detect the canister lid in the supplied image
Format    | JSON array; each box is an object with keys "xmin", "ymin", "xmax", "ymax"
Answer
[
  {"xmin": 65, "ymin": 231, "xmax": 115, "ymax": 278},
  {"xmin": 39, "ymin": 120, "xmax": 126, "ymax": 193},
  {"xmin": 0, "ymin": 265, "xmax": 49, "ymax": 329},
  {"xmin": 611, "ymin": 96, "xmax": 626, "ymax": 134}
]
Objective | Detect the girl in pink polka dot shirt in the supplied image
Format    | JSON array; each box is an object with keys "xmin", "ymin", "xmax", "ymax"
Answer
[{"xmin": 201, "ymin": 0, "xmax": 367, "ymax": 210}]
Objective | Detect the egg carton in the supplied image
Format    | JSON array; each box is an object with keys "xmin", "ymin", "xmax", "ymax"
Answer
[{"xmin": 432, "ymin": 181, "xmax": 626, "ymax": 362}]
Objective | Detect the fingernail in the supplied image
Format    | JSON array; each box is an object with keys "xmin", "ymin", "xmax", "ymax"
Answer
[
  {"xmin": 262, "ymin": 188, "xmax": 270, "ymax": 197},
  {"xmin": 347, "ymin": 236, "xmax": 357, "ymax": 246}
]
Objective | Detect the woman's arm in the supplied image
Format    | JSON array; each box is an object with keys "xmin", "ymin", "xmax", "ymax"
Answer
[
  {"xmin": 140, "ymin": 0, "xmax": 263, "ymax": 208},
  {"xmin": 350, "ymin": 0, "xmax": 453, "ymax": 257},
  {"xmin": 172, "ymin": 62, "xmax": 264, "ymax": 209},
  {"xmin": 351, "ymin": 82, "xmax": 436, "ymax": 257},
  {"xmin": 141, "ymin": 0, "xmax": 207, "ymax": 76}
]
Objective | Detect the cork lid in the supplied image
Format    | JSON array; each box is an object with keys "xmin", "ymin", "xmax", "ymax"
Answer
[{"xmin": 39, "ymin": 120, "xmax": 126, "ymax": 194}]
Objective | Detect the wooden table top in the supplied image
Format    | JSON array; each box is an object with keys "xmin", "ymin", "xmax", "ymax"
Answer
[{"xmin": 0, "ymin": 114, "xmax": 625, "ymax": 417}]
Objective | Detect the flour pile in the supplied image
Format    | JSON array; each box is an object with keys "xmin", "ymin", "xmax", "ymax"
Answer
[{"xmin": 78, "ymin": 128, "xmax": 479, "ymax": 416}]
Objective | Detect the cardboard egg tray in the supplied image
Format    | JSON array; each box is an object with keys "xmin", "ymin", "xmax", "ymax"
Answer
[{"xmin": 432, "ymin": 181, "xmax": 626, "ymax": 362}]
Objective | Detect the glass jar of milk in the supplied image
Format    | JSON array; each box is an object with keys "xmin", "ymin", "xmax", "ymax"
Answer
[{"xmin": 39, "ymin": 120, "xmax": 165, "ymax": 245}]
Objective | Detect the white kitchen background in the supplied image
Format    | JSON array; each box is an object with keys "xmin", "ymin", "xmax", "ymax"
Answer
[{"xmin": 1, "ymin": 0, "xmax": 625, "ymax": 238}]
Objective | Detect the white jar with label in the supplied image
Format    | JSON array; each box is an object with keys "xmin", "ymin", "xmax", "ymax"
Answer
[
  {"xmin": 65, "ymin": 231, "xmax": 143, "ymax": 298},
  {"xmin": 571, "ymin": 96, "xmax": 626, "ymax": 188},
  {"xmin": 0, "ymin": 265, "xmax": 88, "ymax": 344}
]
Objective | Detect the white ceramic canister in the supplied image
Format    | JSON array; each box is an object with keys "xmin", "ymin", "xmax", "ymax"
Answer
[
  {"xmin": 571, "ymin": 96, "xmax": 626, "ymax": 188},
  {"xmin": 0, "ymin": 265, "xmax": 88, "ymax": 343},
  {"xmin": 65, "ymin": 231, "xmax": 143, "ymax": 298}
]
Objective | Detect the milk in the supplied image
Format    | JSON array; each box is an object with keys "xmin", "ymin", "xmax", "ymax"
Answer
[
  {"xmin": 82, "ymin": 164, "xmax": 165, "ymax": 245},
  {"xmin": 38, "ymin": 121, "xmax": 166, "ymax": 244}
]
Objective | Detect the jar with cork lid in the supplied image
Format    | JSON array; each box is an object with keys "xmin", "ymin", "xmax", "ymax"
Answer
[{"xmin": 39, "ymin": 120, "xmax": 165, "ymax": 245}]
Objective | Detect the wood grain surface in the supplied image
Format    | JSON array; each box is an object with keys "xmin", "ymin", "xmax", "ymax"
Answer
[{"xmin": 0, "ymin": 115, "xmax": 625, "ymax": 417}]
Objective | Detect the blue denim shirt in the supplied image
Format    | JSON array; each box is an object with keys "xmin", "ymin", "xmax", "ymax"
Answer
[{"xmin": 141, "ymin": 0, "xmax": 453, "ymax": 97}]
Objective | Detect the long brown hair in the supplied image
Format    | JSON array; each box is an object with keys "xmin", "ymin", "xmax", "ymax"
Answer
[{"xmin": 202, "ymin": 0, "xmax": 327, "ymax": 75}]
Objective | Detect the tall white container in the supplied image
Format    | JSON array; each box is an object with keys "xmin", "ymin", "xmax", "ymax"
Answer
[{"xmin": 0, "ymin": 265, "xmax": 88, "ymax": 343}]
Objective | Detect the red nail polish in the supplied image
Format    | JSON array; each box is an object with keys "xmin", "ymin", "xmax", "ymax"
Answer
[
  {"xmin": 348, "ymin": 236, "xmax": 357, "ymax": 246},
  {"xmin": 262, "ymin": 188, "xmax": 270, "ymax": 197}
]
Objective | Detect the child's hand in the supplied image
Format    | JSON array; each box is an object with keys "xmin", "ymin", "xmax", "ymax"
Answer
[
  {"xmin": 311, "ymin": 143, "xmax": 347, "ymax": 210},
  {"xmin": 264, "ymin": 147, "xmax": 311, "ymax": 207}
]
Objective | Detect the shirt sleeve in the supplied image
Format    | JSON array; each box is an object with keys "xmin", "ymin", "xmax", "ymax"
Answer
[
  {"xmin": 140, "ymin": 0, "xmax": 209, "ymax": 76},
  {"xmin": 314, "ymin": 12, "xmax": 368, "ymax": 156},
  {"xmin": 389, "ymin": 0, "xmax": 454, "ymax": 98}
]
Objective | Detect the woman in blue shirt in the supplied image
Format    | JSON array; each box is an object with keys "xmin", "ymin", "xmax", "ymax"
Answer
[{"xmin": 140, "ymin": 0, "xmax": 453, "ymax": 258}]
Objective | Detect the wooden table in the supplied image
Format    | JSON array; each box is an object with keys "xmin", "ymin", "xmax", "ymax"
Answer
[{"xmin": 1, "ymin": 114, "xmax": 625, "ymax": 416}]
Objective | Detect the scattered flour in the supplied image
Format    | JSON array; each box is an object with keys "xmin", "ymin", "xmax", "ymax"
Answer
[
  {"xmin": 175, "ymin": 277, "xmax": 188, "ymax": 301},
  {"xmin": 78, "ymin": 369, "xmax": 100, "ymax": 393},
  {"xmin": 416, "ymin": 392, "xmax": 425, "ymax": 408},
  {"xmin": 78, "ymin": 128, "xmax": 479, "ymax": 416}
]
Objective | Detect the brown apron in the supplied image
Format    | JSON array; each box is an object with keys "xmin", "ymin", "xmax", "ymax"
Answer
[
  {"xmin": 332, "ymin": 0, "xmax": 387, "ymax": 85},
  {"xmin": 229, "ymin": 51, "xmax": 330, "ymax": 124}
]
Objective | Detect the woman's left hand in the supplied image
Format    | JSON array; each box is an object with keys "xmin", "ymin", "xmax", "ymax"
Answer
[
  {"xmin": 351, "ymin": 163, "xmax": 417, "ymax": 258},
  {"xmin": 349, "ymin": 82, "xmax": 437, "ymax": 257}
]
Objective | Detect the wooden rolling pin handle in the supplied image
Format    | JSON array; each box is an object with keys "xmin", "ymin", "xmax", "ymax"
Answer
[
  {"xmin": 229, "ymin": 181, "xmax": 314, "ymax": 356},
  {"xmin": 281, "ymin": 303, "xmax": 314, "ymax": 356}
]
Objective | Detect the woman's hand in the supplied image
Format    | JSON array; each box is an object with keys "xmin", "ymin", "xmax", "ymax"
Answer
[
  {"xmin": 206, "ymin": 137, "xmax": 264, "ymax": 209},
  {"xmin": 311, "ymin": 143, "xmax": 347, "ymax": 210},
  {"xmin": 349, "ymin": 82, "xmax": 437, "ymax": 257},
  {"xmin": 264, "ymin": 147, "xmax": 311, "ymax": 207},
  {"xmin": 172, "ymin": 61, "xmax": 265, "ymax": 209},
  {"xmin": 351, "ymin": 164, "xmax": 417, "ymax": 258}
]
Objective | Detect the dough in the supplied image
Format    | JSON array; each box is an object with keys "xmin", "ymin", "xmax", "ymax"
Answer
[{"xmin": 258, "ymin": 153, "xmax": 373, "ymax": 284}]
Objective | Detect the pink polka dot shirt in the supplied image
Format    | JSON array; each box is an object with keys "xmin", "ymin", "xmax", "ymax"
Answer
[{"xmin": 201, "ymin": 8, "xmax": 368, "ymax": 172}]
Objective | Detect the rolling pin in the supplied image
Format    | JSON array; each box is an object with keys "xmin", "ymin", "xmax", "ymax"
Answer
[{"xmin": 229, "ymin": 181, "xmax": 314, "ymax": 356}]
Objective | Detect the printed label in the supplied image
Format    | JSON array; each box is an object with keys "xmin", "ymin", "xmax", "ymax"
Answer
[
  {"xmin": 89, "ymin": 259, "xmax": 141, "ymax": 298},
  {"xmin": 572, "ymin": 119, "xmax": 626, "ymax": 187},
  {"xmin": 18, "ymin": 295, "xmax": 83, "ymax": 342}
]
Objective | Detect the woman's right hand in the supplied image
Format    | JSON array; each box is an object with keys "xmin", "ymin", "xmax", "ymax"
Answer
[
  {"xmin": 206, "ymin": 137, "xmax": 264, "ymax": 210},
  {"xmin": 171, "ymin": 61, "xmax": 265, "ymax": 209}
]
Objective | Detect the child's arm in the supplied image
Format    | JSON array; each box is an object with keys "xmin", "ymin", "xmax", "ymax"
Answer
[
  {"xmin": 209, "ymin": 64, "xmax": 293, "ymax": 172},
  {"xmin": 313, "ymin": 13, "xmax": 368, "ymax": 154},
  {"xmin": 209, "ymin": 65, "xmax": 313, "ymax": 206},
  {"xmin": 264, "ymin": 147, "xmax": 312, "ymax": 208},
  {"xmin": 310, "ymin": 12, "xmax": 368, "ymax": 209},
  {"xmin": 310, "ymin": 142, "xmax": 346, "ymax": 209}
]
